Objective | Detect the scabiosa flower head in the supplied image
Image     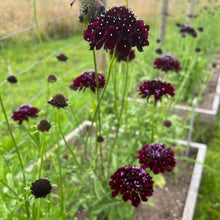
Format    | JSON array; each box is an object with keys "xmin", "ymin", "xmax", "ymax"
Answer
[
  {"xmin": 109, "ymin": 165, "xmax": 154, "ymax": 207},
  {"xmin": 139, "ymin": 80, "xmax": 175, "ymax": 102},
  {"xmin": 62, "ymin": 152, "xmax": 69, "ymax": 159},
  {"xmin": 11, "ymin": 104, "xmax": 40, "ymax": 125},
  {"xmin": 155, "ymin": 48, "xmax": 162, "ymax": 54},
  {"xmin": 37, "ymin": 120, "xmax": 51, "ymax": 132},
  {"xmin": 110, "ymin": 49, "xmax": 135, "ymax": 62},
  {"xmin": 137, "ymin": 143, "xmax": 176, "ymax": 174},
  {"xmin": 48, "ymin": 94, "xmax": 68, "ymax": 108},
  {"xmin": 56, "ymin": 53, "xmax": 68, "ymax": 61},
  {"xmin": 156, "ymin": 39, "xmax": 160, "ymax": 43},
  {"xmin": 154, "ymin": 54, "xmax": 181, "ymax": 73},
  {"xmin": 163, "ymin": 119, "xmax": 172, "ymax": 127},
  {"xmin": 69, "ymin": 70, "xmax": 105, "ymax": 92},
  {"xmin": 180, "ymin": 24, "xmax": 197, "ymax": 37},
  {"xmin": 47, "ymin": 74, "xmax": 57, "ymax": 83},
  {"xmin": 84, "ymin": 6, "xmax": 150, "ymax": 57},
  {"xmin": 7, "ymin": 75, "xmax": 18, "ymax": 83},
  {"xmin": 30, "ymin": 178, "xmax": 52, "ymax": 198}
]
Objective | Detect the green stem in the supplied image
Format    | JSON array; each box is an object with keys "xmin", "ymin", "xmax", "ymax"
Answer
[
  {"xmin": 0, "ymin": 96, "xmax": 26, "ymax": 186},
  {"xmin": 33, "ymin": 0, "xmax": 43, "ymax": 47},
  {"xmin": 54, "ymin": 108, "xmax": 64, "ymax": 218},
  {"xmin": 57, "ymin": 109, "xmax": 81, "ymax": 177},
  {"xmin": 38, "ymin": 132, "xmax": 46, "ymax": 179},
  {"xmin": 84, "ymin": 46, "xmax": 116, "ymax": 159},
  {"xmin": 126, "ymin": 0, "xmax": 129, "ymax": 8},
  {"xmin": 151, "ymin": 100, "xmax": 156, "ymax": 143},
  {"xmin": 109, "ymin": 58, "xmax": 129, "ymax": 170},
  {"xmin": 0, "ymin": 179, "xmax": 18, "ymax": 196},
  {"xmin": 36, "ymin": 198, "xmax": 42, "ymax": 220}
]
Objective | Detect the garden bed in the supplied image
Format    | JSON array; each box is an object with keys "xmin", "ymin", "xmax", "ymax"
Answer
[{"xmin": 25, "ymin": 121, "xmax": 206, "ymax": 220}]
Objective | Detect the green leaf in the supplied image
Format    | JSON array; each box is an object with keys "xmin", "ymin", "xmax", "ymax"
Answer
[
  {"xmin": 93, "ymin": 177, "xmax": 105, "ymax": 201},
  {"xmin": 153, "ymin": 173, "xmax": 166, "ymax": 189}
]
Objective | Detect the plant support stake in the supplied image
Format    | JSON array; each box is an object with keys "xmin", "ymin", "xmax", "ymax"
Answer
[
  {"xmin": 185, "ymin": 0, "xmax": 197, "ymax": 25},
  {"xmin": 160, "ymin": 0, "xmax": 169, "ymax": 45},
  {"xmin": 185, "ymin": 98, "xmax": 197, "ymax": 157}
]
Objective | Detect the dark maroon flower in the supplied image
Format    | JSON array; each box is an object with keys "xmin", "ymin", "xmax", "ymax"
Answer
[
  {"xmin": 7, "ymin": 75, "xmax": 18, "ymax": 84},
  {"xmin": 30, "ymin": 178, "xmax": 52, "ymax": 198},
  {"xmin": 180, "ymin": 24, "xmax": 197, "ymax": 37},
  {"xmin": 137, "ymin": 143, "xmax": 176, "ymax": 174},
  {"xmin": 56, "ymin": 53, "xmax": 68, "ymax": 61},
  {"xmin": 138, "ymin": 80, "xmax": 175, "ymax": 101},
  {"xmin": 69, "ymin": 70, "xmax": 105, "ymax": 92},
  {"xmin": 11, "ymin": 104, "xmax": 40, "ymax": 125},
  {"xmin": 109, "ymin": 165, "xmax": 154, "ymax": 207},
  {"xmin": 84, "ymin": 6, "xmax": 150, "ymax": 57},
  {"xmin": 154, "ymin": 54, "xmax": 181, "ymax": 73},
  {"xmin": 155, "ymin": 48, "xmax": 162, "ymax": 54},
  {"xmin": 48, "ymin": 94, "xmax": 68, "ymax": 108},
  {"xmin": 37, "ymin": 120, "xmax": 51, "ymax": 132},
  {"xmin": 110, "ymin": 49, "xmax": 135, "ymax": 62}
]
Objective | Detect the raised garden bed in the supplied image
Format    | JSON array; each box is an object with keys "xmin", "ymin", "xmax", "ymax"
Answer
[{"xmin": 25, "ymin": 121, "xmax": 207, "ymax": 220}]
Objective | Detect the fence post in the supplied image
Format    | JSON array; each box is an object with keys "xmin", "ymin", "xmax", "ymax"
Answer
[
  {"xmin": 185, "ymin": 0, "xmax": 197, "ymax": 25},
  {"xmin": 160, "ymin": 0, "xmax": 169, "ymax": 45}
]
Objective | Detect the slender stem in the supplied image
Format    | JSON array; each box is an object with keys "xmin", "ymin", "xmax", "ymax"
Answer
[
  {"xmin": 57, "ymin": 109, "xmax": 80, "ymax": 171},
  {"xmin": 151, "ymin": 100, "xmax": 156, "ymax": 143},
  {"xmin": 33, "ymin": 0, "xmax": 43, "ymax": 47},
  {"xmin": 109, "ymin": 58, "xmax": 129, "ymax": 170},
  {"xmin": 112, "ymin": 64, "xmax": 119, "ymax": 118},
  {"xmin": 126, "ymin": 0, "xmax": 129, "ymax": 8},
  {"xmin": 84, "ymin": 47, "xmax": 116, "ymax": 159},
  {"xmin": 38, "ymin": 132, "xmax": 46, "ymax": 179},
  {"xmin": 54, "ymin": 108, "xmax": 64, "ymax": 218},
  {"xmin": 36, "ymin": 198, "xmax": 42, "ymax": 220},
  {"xmin": 0, "ymin": 96, "xmax": 26, "ymax": 186},
  {"xmin": 0, "ymin": 179, "xmax": 18, "ymax": 196}
]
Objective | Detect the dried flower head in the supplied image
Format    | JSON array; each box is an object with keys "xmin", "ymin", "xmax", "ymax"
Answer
[
  {"xmin": 11, "ymin": 104, "xmax": 40, "ymax": 125},
  {"xmin": 154, "ymin": 54, "xmax": 181, "ymax": 73},
  {"xmin": 163, "ymin": 119, "xmax": 172, "ymax": 127},
  {"xmin": 97, "ymin": 135, "xmax": 104, "ymax": 143},
  {"xmin": 69, "ymin": 70, "xmax": 105, "ymax": 92},
  {"xmin": 37, "ymin": 120, "xmax": 51, "ymax": 132},
  {"xmin": 195, "ymin": 48, "xmax": 201, "ymax": 52},
  {"xmin": 79, "ymin": 0, "xmax": 105, "ymax": 24},
  {"xmin": 84, "ymin": 6, "xmax": 150, "ymax": 57},
  {"xmin": 62, "ymin": 152, "xmax": 69, "ymax": 159},
  {"xmin": 197, "ymin": 26, "xmax": 204, "ymax": 32},
  {"xmin": 139, "ymin": 80, "xmax": 175, "ymax": 102},
  {"xmin": 30, "ymin": 178, "xmax": 52, "ymax": 198},
  {"xmin": 7, "ymin": 75, "xmax": 18, "ymax": 84},
  {"xmin": 175, "ymin": 22, "xmax": 182, "ymax": 27},
  {"xmin": 48, "ymin": 94, "xmax": 68, "ymax": 108},
  {"xmin": 47, "ymin": 74, "xmax": 57, "ymax": 83},
  {"xmin": 109, "ymin": 165, "xmax": 154, "ymax": 207},
  {"xmin": 156, "ymin": 39, "xmax": 160, "ymax": 43},
  {"xmin": 137, "ymin": 143, "xmax": 176, "ymax": 174},
  {"xmin": 180, "ymin": 24, "xmax": 197, "ymax": 37},
  {"xmin": 56, "ymin": 53, "xmax": 68, "ymax": 62}
]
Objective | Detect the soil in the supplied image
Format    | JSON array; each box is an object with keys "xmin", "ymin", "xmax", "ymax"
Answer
[{"xmin": 134, "ymin": 148, "xmax": 197, "ymax": 220}]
